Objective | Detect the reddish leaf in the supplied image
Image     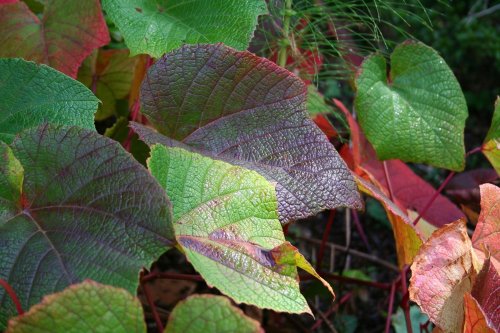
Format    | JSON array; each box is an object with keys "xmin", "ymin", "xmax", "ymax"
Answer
[
  {"xmin": 471, "ymin": 258, "xmax": 500, "ymax": 329},
  {"xmin": 338, "ymin": 99, "xmax": 465, "ymax": 227},
  {"xmin": 463, "ymin": 293, "xmax": 495, "ymax": 333},
  {"xmin": 409, "ymin": 220, "xmax": 481, "ymax": 332},
  {"xmin": 0, "ymin": 0, "xmax": 109, "ymax": 78},
  {"xmin": 472, "ymin": 184, "xmax": 500, "ymax": 265},
  {"xmin": 136, "ymin": 44, "xmax": 361, "ymax": 223}
]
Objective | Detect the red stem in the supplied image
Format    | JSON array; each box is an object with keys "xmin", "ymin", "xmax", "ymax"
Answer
[
  {"xmin": 384, "ymin": 281, "xmax": 397, "ymax": 333},
  {"xmin": 383, "ymin": 161, "xmax": 395, "ymax": 201},
  {"xmin": 123, "ymin": 99, "xmax": 141, "ymax": 151},
  {"xmin": 412, "ymin": 171, "xmax": 455, "ymax": 226},
  {"xmin": 413, "ymin": 145, "xmax": 484, "ymax": 226},
  {"xmin": 304, "ymin": 272, "xmax": 392, "ymax": 290},
  {"xmin": 141, "ymin": 272, "xmax": 204, "ymax": 283},
  {"xmin": 316, "ymin": 210, "xmax": 335, "ymax": 269},
  {"xmin": 351, "ymin": 210, "xmax": 371, "ymax": 251},
  {"xmin": 0, "ymin": 279, "xmax": 24, "ymax": 316},
  {"xmin": 140, "ymin": 281, "xmax": 164, "ymax": 333}
]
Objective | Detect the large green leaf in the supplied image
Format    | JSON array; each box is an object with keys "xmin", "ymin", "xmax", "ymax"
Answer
[
  {"xmin": 148, "ymin": 144, "xmax": 312, "ymax": 314},
  {"xmin": 355, "ymin": 41, "xmax": 468, "ymax": 171},
  {"xmin": 0, "ymin": 125, "xmax": 173, "ymax": 329},
  {"xmin": 134, "ymin": 43, "xmax": 361, "ymax": 223},
  {"xmin": 102, "ymin": 0, "xmax": 267, "ymax": 57},
  {"xmin": 165, "ymin": 294, "xmax": 262, "ymax": 333},
  {"xmin": 77, "ymin": 49, "xmax": 137, "ymax": 120},
  {"xmin": 0, "ymin": 0, "xmax": 109, "ymax": 78},
  {"xmin": 0, "ymin": 59, "xmax": 98, "ymax": 144},
  {"xmin": 6, "ymin": 280, "xmax": 146, "ymax": 333}
]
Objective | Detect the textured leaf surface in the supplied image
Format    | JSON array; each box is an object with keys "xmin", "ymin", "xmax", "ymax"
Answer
[
  {"xmin": 165, "ymin": 295, "xmax": 262, "ymax": 333},
  {"xmin": 409, "ymin": 221, "xmax": 480, "ymax": 332},
  {"xmin": 355, "ymin": 41, "xmax": 468, "ymax": 171},
  {"xmin": 0, "ymin": 142, "xmax": 22, "ymax": 204},
  {"xmin": 102, "ymin": 0, "xmax": 267, "ymax": 57},
  {"xmin": 137, "ymin": 43, "xmax": 361, "ymax": 222},
  {"xmin": 0, "ymin": 125, "xmax": 173, "ymax": 328},
  {"xmin": 0, "ymin": 0, "xmax": 109, "ymax": 78},
  {"xmin": 470, "ymin": 258, "xmax": 500, "ymax": 330},
  {"xmin": 463, "ymin": 293, "xmax": 495, "ymax": 333},
  {"xmin": 0, "ymin": 59, "xmax": 98, "ymax": 144},
  {"xmin": 357, "ymin": 176, "xmax": 423, "ymax": 268},
  {"xmin": 472, "ymin": 184, "xmax": 500, "ymax": 264},
  {"xmin": 148, "ymin": 144, "xmax": 312, "ymax": 314},
  {"xmin": 78, "ymin": 49, "xmax": 137, "ymax": 120},
  {"xmin": 340, "ymin": 102, "xmax": 464, "ymax": 227},
  {"xmin": 484, "ymin": 98, "xmax": 500, "ymax": 175},
  {"xmin": 6, "ymin": 280, "xmax": 146, "ymax": 333}
]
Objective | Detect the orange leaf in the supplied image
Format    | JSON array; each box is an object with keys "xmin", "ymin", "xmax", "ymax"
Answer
[{"xmin": 463, "ymin": 293, "xmax": 495, "ymax": 333}]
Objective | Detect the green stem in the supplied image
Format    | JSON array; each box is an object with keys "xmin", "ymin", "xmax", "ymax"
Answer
[{"xmin": 278, "ymin": 0, "xmax": 293, "ymax": 68}]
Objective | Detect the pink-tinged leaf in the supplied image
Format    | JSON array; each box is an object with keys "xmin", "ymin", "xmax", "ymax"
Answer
[
  {"xmin": 338, "ymin": 100, "xmax": 465, "ymax": 227},
  {"xmin": 136, "ymin": 43, "xmax": 361, "ymax": 223},
  {"xmin": 409, "ymin": 220, "xmax": 481, "ymax": 333},
  {"xmin": 356, "ymin": 175, "xmax": 423, "ymax": 268},
  {"xmin": 472, "ymin": 184, "xmax": 500, "ymax": 264},
  {"xmin": 463, "ymin": 293, "xmax": 495, "ymax": 333},
  {"xmin": 0, "ymin": 0, "xmax": 110, "ymax": 78},
  {"xmin": 471, "ymin": 258, "xmax": 500, "ymax": 330}
]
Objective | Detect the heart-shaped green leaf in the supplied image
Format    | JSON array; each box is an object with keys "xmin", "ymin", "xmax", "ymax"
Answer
[
  {"xmin": 6, "ymin": 280, "xmax": 146, "ymax": 333},
  {"xmin": 102, "ymin": 0, "xmax": 267, "ymax": 57},
  {"xmin": 148, "ymin": 144, "xmax": 312, "ymax": 314},
  {"xmin": 0, "ymin": 125, "xmax": 173, "ymax": 329},
  {"xmin": 134, "ymin": 43, "xmax": 361, "ymax": 223},
  {"xmin": 0, "ymin": 59, "xmax": 98, "ymax": 144},
  {"xmin": 355, "ymin": 41, "xmax": 468, "ymax": 171},
  {"xmin": 165, "ymin": 294, "xmax": 262, "ymax": 333},
  {"xmin": 0, "ymin": 0, "xmax": 109, "ymax": 78}
]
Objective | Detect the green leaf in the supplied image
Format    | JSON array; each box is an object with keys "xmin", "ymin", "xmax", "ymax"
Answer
[
  {"xmin": 102, "ymin": 0, "xmax": 268, "ymax": 57},
  {"xmin": 0, "ymin": 0, "xmax": 110, "ymax": 78},
  {"xmin": 0, "ymin": 142, "xmax": 23, "ymax": 222},
  {"xmin": 135, "ymin": 43, "xmax": 361, "ymax": 223},
  {"xmin": 355, "ymin": 41, "xmax": 468, "ymax": 171},
  {"xmin": 165, "ymin": 294, "xmax": 262, "ymax": 333},
  {"xmin": 485, "ymin": 97, "xmax": 500, "ymax": 142},
  {"xmin": 0, "ymin": 59, "xmax": 98, "ymax": 144},
  {"xmin": 6, "ymin": 280, "xmax": 146, "ymax": 333},
  {"xmin": 0, "ymin": 125, "xmax": 173, "ymax": 329},
  {"xmin": 77, "ymin": 49, "xmax": 137, "ymax": 120},
  {"xmin": 483, "ymin": 97, "xmax": 500, "ymax": 175},
  {"xmin": 148, "ymin": 144, "xmax": 311, "ymax": 314}
]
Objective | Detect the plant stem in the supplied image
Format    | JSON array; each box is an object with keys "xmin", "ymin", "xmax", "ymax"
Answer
[
  {"xmin": 0, "ymin": 278, "xmax": 24, "ymax": 316},
  {"xmin": 384, "ymin": 281, "xmax": 397, "ymax": 333},
  {"xmin": 141, "ymin": 272, "xmax": 203, "ymax": 283},
  {"xmin": 413, "ymin": 145, "xmax": 483, "ymax": 226},
  {"xmin": 412, "ymin": 171, "xmax": 455, "ymax": 226},
  {"xmin": 352, "ymin": 210, "xmax": 371, "ymax": 251},
  {"xmin": 316, "ymin": 210, "xmax": 336, "ymax": 269},
  {"xmin": 383, "ymin": 161, "xmax": 395, "ymax": 201},
  {"xmin": 278, "ymin": 0, "xmax": 292, "ymax": 68},
  {"xmin": 140, "ymin": 281, "xmax": 164, "ymax": 333},
  {"xmin": 302, "ymin": 272, "xmax": 393, "ymax": 290}
]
